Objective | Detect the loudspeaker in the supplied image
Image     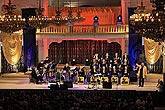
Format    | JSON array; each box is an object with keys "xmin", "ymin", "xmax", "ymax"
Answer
[
  {"xmin": 103, "ymin": 82, "xmax": 112, "ymax": 89},
  {"xmin": 130, "ymin": 77, "xmax": 137, "ymax": 82},
  {"xmin": 63, "ymin": 81, "xmax": 73, "ymax": 88},
  {"xmin": 60, "ymin": 84, "xmax": 68, "ymax": 90},
  {"xmin": 50, "ymin": 84, "xmax": 60, "ymax": 90},
  {"xmin": 49, "ymin": 83, "xmax": 68, "ymax": 90}
]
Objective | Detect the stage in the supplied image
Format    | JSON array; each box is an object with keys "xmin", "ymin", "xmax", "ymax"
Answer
[{"xmin": 0, "ymin": 72, "xmax": 163, "ymax": 91}]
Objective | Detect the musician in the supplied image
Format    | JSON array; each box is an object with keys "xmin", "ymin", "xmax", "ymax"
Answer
[
  {"xmin": 108, "ymin": 63, "xmax": 113, "ymax": 76},
  {"xmin": 122, "ymin": 65, "xmax": 129, "ymax": 76},
  {"xmin": 100, "ymin": 59, "xmax": 108, "ymax": 76},
  {"xmin": 50, "ymin": 61, "xmax": 57, "ymax": 77},
  {"xmin": 63, "ymin": 63, "xmax": 71, "ymax": 81},
  {"xmin": 117, "ymin": 64, "xmax": 122, "ymax": 77},
  {"xmin": 43, "ymin": 57, "xmax": 50, "ymax": 64},
  {"xmin": 113, "ymin": 53, "xmax": 122, "ymax": 75},
  {"xmin": 94, "ymin": 53, "xmax": 99, "ymax": 61},
  {"xmin": 72, "ymin": 66, "xmax": 79, "ymax": 84},
  {"xmin": 70, "ymin": 65, "xmax": 77, "ymax": 79},
  {"xmin": 112, "ymin": 65, "xmax": 117, "ymax": 75},
  {"xmin": 90, "ymin": 58, "xmax": 99, "ymax": 75},
  {"xmin": 79, "ymin": 66, "xmax": 85, "ymax": 76},
  {"xmin": 31, "ymin": 66, "xmax": 43, "ymax": 84},
  {"xmin": 37, "ymin": 60, "xmax": 44, "ymax": 76},
  {"xmin": 122, "ymin": 52, "xmax": 129, "ymax": 65},
  {"xmin": 117, "ymin": 64, "xmax": 123, "ymax": 84},
  {"xmin": 98, "ymin": 57, "xmax": 103, "ymax": 70},
  {"xmin": 45, "ymin": 62, "xmax": 52, "ymax": 80},
  {"xmin": 113, "ymin": 52, "xmax": 121, "ymax": 66},
  {"xmin": 63, "ymin": 63, "xmax": 70, "ymax": 72},
  {"xmin": 105, "ymin": 53, "xmax": 110, "ymax": 64},
  {"xmin": 31, "ymin": 66, "xmax": 37, "ymax": 79}
]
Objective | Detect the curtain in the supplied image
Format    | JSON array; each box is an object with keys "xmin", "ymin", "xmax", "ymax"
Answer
[
  {"xmin": 1, "ymin": 33, "xmax": 22, "ymax": 65},
  {"xmin": 144, "ymin": 38, "xmax": 162, "ymax": 64}
]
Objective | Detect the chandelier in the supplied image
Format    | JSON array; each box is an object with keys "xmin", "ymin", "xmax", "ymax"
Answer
[
  {"xmin": 50, "ymin": 0, "xmax": 68, "ymax": 26},
  {"xmin": 75, "ymin": 9, "xmax": 85, "ymax": 23},
  {"xmin": 50, "ymin": 0, "xmax": 85, "ymax": 26},
  {"xmin": 0, "ymin": 0, "xmax": 26, "ymax": 33},
  {"xmin": 28, "ymin": 0, "xmax": 51, "ymax": 29},
  {"xmin": 67, "ymin": 0, "xmax": 85, "ymax": 23},
  {"xmin": 130, "ymin": 0, "xmax": 165, "ymax": 42},
  {"xmin": 76, "ymin": 0, "xmax": 85, "ymax": 22}
]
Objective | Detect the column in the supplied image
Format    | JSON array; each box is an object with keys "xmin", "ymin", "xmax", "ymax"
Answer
[
  {"xmin": 121, "ymin": 38, "xmax": 125, "ymax": 56},
  {"xmin": 163, "ymin": 43, "xmax": 165, "ymax": 88},
  {"xmin": 162, "ymin": 41, "xmax": 165, "ymax": 91},
  {"xmin": 121, "ymin": 0, "xmax": 131, "ymax": 24},
  {"xmin": 163, "ymin": 44, "xmax": 165, "ymax": 73},
  {"xmin": 124, "ymin": 35, "xmax": 129, "ymax": 53},
  {"xmin": 43, "ymin": 0, "xmax": 49, "ymax": 16},
  {"xmin": 0, "ymin": 42, "xmax": 2, "ymax": 73},
  {"xmin": 37, "ymin": 38, "xmax": 44, "ymax": 62},
  {"xmin": 42, "ymin": 38, "xmax": 54, "ymax": 60},
  {"xmin": 43, "ymin": 38, "xmax": 49, "ymax": 59}
]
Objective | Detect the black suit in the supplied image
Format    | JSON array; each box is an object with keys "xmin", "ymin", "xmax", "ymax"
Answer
[
  {"xmin": 63, "ymin": 66, "xmax": 70, "ymax": 72},
  {"xmin": 122, "ymin": 55, "xmax": 129, "ymax": 65},
  {"xmin": 122, "ymin": 65, "xmax": 129, "ymax": 76},
  {"xmin": 90, "ymin": 63, "xmax": 98, "ymax": 75},
  {"xmin": 31, "ymin": 67, "xmax": 43, "ymax": 84},
  {"xmin": 31, "ymin": 68, "xmax": 37, "ymax": 79},
  {"xmin": 100, "ymin": 63, "xmax": 108, "ymax": 76}
]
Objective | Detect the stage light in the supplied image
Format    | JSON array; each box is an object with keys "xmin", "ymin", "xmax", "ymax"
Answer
[
  {"xmin": 117, "ymin": 15, "xmax": 122, "ymax": 24},
  {"xmin": 71, "ymin": 58, "xmax": 76, "ymax": 66},
  {"xmin": 93, "ymin": 16, "xmax": 99, "ymax": 22},
  {"xmin": 85, "ymin": 59, "xmax": 90, "ymax": 66}
]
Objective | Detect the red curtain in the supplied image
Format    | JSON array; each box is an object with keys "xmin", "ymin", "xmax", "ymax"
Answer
[{"xmin": 48, "ymin": 40, "xmax": 121, "ymax": 64}]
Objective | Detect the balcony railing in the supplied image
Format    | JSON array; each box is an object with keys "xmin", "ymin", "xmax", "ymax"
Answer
[{"xmin": 37, "ymin": 24, "xmax": 129, "ymax": 34}]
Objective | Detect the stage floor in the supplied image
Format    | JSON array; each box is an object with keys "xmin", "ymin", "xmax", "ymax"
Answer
[{"xmin": 0, "ymin": 72, "xmax": 163, "ymax": 91}]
